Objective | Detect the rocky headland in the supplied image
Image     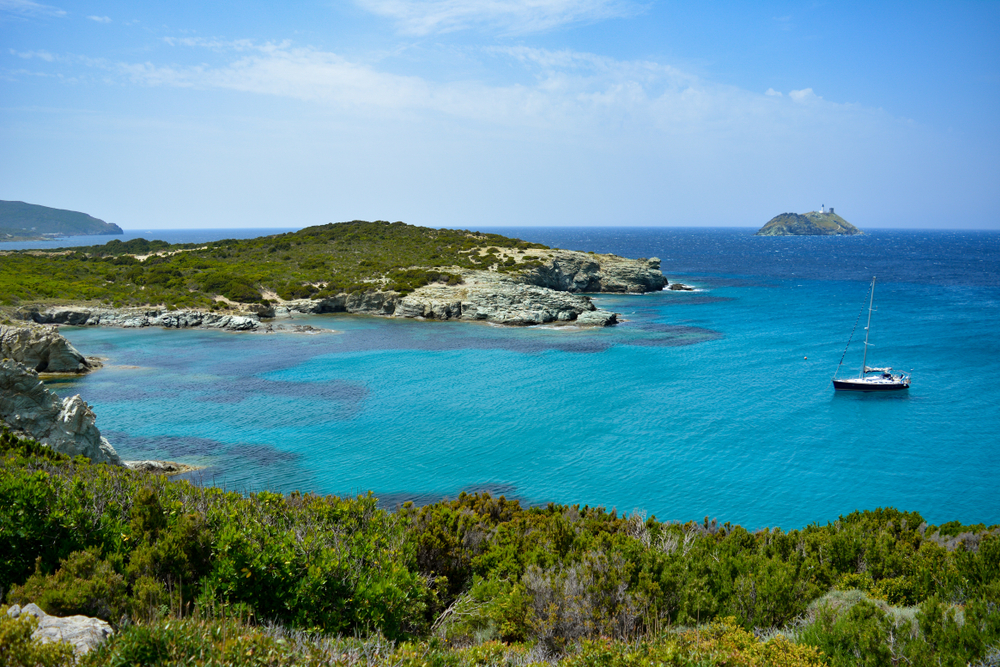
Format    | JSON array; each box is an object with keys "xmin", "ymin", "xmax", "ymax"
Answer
[
  {"xmin": 0, "ymin": 353, "xmax": 194, "ymax": 472},
  {"xmin": 13, "ymin": 250, "xmax": 668, "ymax": 331},
  {"xmin": 1, "ymin": 322, "xmax": 102, "ymax": 373},
  {"xmin": 0, "ymin": 199, "xmax": 123, "ymax": 242},
  {"xmin": 0, "ymin": 358, "xmax": 122, "ymax": 465}
]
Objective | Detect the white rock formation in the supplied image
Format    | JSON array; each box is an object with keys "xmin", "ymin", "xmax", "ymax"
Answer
[
  {"xmin": 23, "ymin": 307, "xmax": 261, "ymax": 331},
  {"xmin": 518, "ymin": 251, "xmax": 667, "ymax": 293},
  {"xmin": 7, "ymin": 603, "xmax": 113, "ymax": 656},
  {"xmin": 0, "ymin": 359, "xmax": 122, "ymax": 465},
  {"xmin": 0, "ymin": 323, "xmax": 96, "ymax": 373}
]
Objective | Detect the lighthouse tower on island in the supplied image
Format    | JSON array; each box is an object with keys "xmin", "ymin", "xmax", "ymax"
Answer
[{"xmin": 819, "ymin": 205, "xmax": 835, "ymax": 214}]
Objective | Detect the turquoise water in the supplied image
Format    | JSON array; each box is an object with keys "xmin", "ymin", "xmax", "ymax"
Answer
[{"xmin": 48, "ymin": 228, "xmax": 1000, "ymax": 529}]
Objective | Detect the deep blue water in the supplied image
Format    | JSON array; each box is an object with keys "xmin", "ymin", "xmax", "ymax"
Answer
[{"xmin": 44, "ymin": 227, "xmax": 1000, "ymax": 529}]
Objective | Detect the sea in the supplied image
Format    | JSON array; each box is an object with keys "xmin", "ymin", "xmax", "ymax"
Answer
[{"xmin": 10, "ymin": 227, "xmax": 999, "ymax": 530}]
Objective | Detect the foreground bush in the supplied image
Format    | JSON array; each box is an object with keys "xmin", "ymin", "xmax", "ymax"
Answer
[
  {"xmin": 2, "ymin": 428, "xmax": 999, "ymax": 665},
  {"xmin": 0, "ymin": 613, "xmax": 75, "ymax": 667}
]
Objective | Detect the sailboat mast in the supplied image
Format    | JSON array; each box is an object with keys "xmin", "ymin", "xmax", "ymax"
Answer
[{"xmin": 861, "ymin": 277, "xmax": 875, "ymax": 377}]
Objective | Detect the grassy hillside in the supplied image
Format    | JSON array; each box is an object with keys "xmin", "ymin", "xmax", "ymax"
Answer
[
  {"xmin": 1, "ymin": 428, "xmax": 998, "ymax": 665},
  {"xmin": 0, "ymin": 201, "xmax": 123, "ymax": 241},
  {"xmin": 0, "ymin": 221, "xmax": 547, "ymax": 310}
]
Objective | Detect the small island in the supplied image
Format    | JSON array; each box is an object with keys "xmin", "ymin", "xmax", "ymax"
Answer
[
  {"xmin": 755, "ymin": 206, "xmax": 863, "ymax": 236},
  {"xmin": 0, "ymin": 200, "xmax": 124, "ymax": 242}
]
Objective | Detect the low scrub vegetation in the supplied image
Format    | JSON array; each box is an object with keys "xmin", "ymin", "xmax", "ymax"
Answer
[
  {"xmin": 1, "ymin": 428, "xmax": 998, "ymax": 665},
  {"xmin": 0, "ymin": 221, "xmax": 547, "ymax": 310}
]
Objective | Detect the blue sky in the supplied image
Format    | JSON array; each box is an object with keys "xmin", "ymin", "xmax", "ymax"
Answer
[{"xmin": 2, "ymin": 1, "xmax": 998, "ymax": 229}]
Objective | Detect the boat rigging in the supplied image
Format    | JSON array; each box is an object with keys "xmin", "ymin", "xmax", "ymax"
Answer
[{"xmin": 832, "ymin": 277, "xmax": 910, "ymax": 392}]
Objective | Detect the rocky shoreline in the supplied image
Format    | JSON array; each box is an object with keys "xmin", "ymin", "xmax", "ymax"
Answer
[
  {"xmin": 1, "ymin": 250, "xmax": 668, "ymax": 466},
  {"xmin": 0, "ymin": 328, "xmax": 203, "ymax": 472},
  {"xmin": 11, "ymin": 250, "xmax": 669, "ymax": 332}
]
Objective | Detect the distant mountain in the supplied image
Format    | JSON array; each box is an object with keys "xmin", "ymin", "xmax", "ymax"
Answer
[
  {"xmin": 755, "ymin": 210, "xmax": 863, "ymax": 236},
  {"xmin": 0, "ymin": 200, "xmax": 123, "ymax": 241}
]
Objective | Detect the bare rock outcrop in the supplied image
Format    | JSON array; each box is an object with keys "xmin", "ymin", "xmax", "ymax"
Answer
[
  {"xmin": 519, "ymin": 251, "xmax": 667, "ymax": 293},
  {"xmin": 396, "ymin": 273, "xmax": 618, "ymax": 326},
  {"xmin": 0, "ymin": 323, "xmax": 96, "ymax": 373},
  {"xmin": 7, "ymin": 603, "xmax": 113, "ymax": 656},
  {"xmin": 22, "ymin": 307, "xmax": 260, "ymax": 331},
  {"xmin": 277, "ymin": 275, "xmax": 618, "ymax": 326},
  {"xmin": 0, "ymin": 359, "xmax": 121, "ymax": 465}
]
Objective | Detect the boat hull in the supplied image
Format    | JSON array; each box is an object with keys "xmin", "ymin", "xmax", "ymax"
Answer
[{"xmin": 832, "ymin": 378, "xmax": 909, "ymax": 392}]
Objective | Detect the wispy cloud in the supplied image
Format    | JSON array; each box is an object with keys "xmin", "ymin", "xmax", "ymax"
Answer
[
  {"xmin": 354, "ymin": 0, "xmax": 642, "ymax": 35},
  {"xmin": 0, "ymin": 0, "xmax": 65, "ymax": 17},
  {"xmin": 86, "ymin": 15, "xmax": 111, "ymax": 23},
  {"xmin": 60, "ymin": 40, "xmax": 884, "ymax": 152},
  {"xmin": 10, "ymin": 48, "xmax": 57, "ymax": 61},
  {"xmin": 162, "ymin": 36, "xmax": 261, "ymax": 51},
  {"xmin": 789, "ymin": 87, "xmax": 820, "ymax": 102}
]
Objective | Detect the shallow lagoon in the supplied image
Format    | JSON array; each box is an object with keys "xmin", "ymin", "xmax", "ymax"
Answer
[{"xmin": 49, "ymin": 228, "xmax": 1000, "ymax": 529}]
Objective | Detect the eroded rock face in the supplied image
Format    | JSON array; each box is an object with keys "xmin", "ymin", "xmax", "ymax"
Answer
[
  {"xmin": 519, "ymin": 251, "xmax": 667, "ymax": 293},
  {"xmin": 22, "ymin": 307, "xmax": 261, "ymax": 331},
  {"xmin": 0, "ymin": 323, "xmax": 95, "ymax": 373},
  {"xmin": 7, "ymin": 603, "xmax": 113, "ymax": 656},
  {"xmin": 0, "ymin": 359, "xmax": 122, "ymax": 465},
  {"xmin": 279, "ymin": 274, "xmax": 618, "ymax": 326},
  {"xmin": 397, "ymin": 275, "xmax": 618, "ymax": 326}
]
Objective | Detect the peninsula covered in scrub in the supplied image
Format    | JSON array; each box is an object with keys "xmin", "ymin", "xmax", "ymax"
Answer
[
  {"xmin": 0, "ymin": 201, "xmax": 123, "ymax": 242},
  {"xmin": 1, "ymin": 220, "xmax": 666, "ymax": 329}
]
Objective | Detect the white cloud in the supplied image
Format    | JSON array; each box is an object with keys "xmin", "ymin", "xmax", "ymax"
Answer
[
  {"xmin": 789, "ymin": 87, "xmax": 820, "ymax": 102},
  {"xmin": 354, "ymin": 0, "xmax": 642, "ymax": 35},
  {"xmin": 0, "ymin": 0, "xmax": 65, "ymax": 17},
  {"xmin": 87, "ymin": 15, "xmax": 111, "ymax": 23},
  {"xmin": 765, "ymin": 88, "xmax": 782, "ymax": 97},
  {"xmin": 11, "ymin": 48, "xmax": 56, "ymax": 61},
  {"xmin": 162, "ymin": 36, "xmax": 260, "ymax": 51},
  {"xmin": 68, "ymin": 41, "xmax": 886, "ymax": 146}
]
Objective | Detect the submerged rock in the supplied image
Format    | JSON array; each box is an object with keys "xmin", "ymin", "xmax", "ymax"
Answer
[
  {"xmin": 7, "ymin": 603, "xmax": 113, "ymax": 655},
  {"xmin": 0, "ymin": 323, "xmax": 97, "ymax": 373},
  {"xmin": 0, "ymin": 359, "xmax": 121, "ymax": 465},
  {"xmin": 123, "ymin": 459, "xmax": 198, "ymax": 474}
]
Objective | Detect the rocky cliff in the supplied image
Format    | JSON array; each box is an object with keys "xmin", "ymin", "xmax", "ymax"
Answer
[
  {"xmin": 518, "ymin": 251, "xmax": 666, "ymax": 293},
  {"xmin": 279, "ymin": 271, "xmax": 618, "ymax": 326},
  {"xmin": 0, "ymin": 323, "xmax": 99, "ymax": 373},
  {"xmin": 0, "ymin": 359, "xmax": 122, "ymax": 465}
]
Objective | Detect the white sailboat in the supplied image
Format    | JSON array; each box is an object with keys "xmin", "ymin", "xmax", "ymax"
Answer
[{"xmin": 832, "ymin": 277, "xmax": 910, "ymax": 391}]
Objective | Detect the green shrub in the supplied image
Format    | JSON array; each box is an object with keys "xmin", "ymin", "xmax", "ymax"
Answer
[
  {"xmin": 8, "ymin": 548, "xmax": 127, "ymax": 622},
  {"xmin": 0, "ymin": 613, "xmax": 75, "ymax": 667}
]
